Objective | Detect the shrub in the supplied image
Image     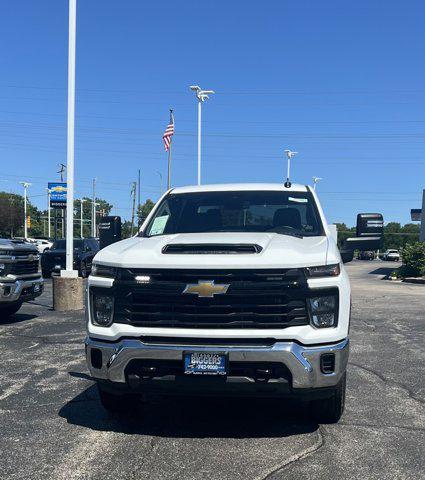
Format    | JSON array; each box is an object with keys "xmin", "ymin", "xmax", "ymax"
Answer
[{"xmin": 400, "ymin": 242, "xmax": 425, "ymax": 277}]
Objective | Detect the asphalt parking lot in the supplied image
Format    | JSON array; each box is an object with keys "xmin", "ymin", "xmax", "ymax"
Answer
[{"xmin": 0, "ymin": 261, "xmax": 424, "ymax": 480}]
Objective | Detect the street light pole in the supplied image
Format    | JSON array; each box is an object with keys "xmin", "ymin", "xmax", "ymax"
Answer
[
  {"xmin": 20, "ymin": 181, "xmax": 31, "ymax": 239},
  {"xmin": 63, "ymin": 0, "xmax": 77, "ymax": 276},
  {"xmin": 312, "ymin": 176, "xmax": 323, "ymax": 191},
  {"xmin": 80, "ymin": 198, "xmax": 84, "ymax": 238},
  {"xmin": 46, "ymin": 188, "xmax": 51, "ymax": 238},
  {"xmin": 190, "ymin": 85, "xmax": 215, "ymax": 185},
  {"xmin": 92, "ymin": 178, "xmax": 96, "ymax": 237},
  {"xmin": 284, "ymin": 149, "xmax": 298, "ymax": 188},
  {"xmin": 197, "ymin": 99, "xmax": 201, "ymax": 185}
]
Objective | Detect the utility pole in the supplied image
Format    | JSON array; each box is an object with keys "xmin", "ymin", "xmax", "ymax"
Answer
[
  {"xmin": 284, "ymin": 149, "xmax": 298, "ymax": 188},
  {"xmin": 92, "ymin": 178, "xmax": 96, "ymax": 237},
  {"xmin": 130, "ymin": 182, "xmax": 137, "ymax": 236},
  {"xmin": 19, "ymin": 181, "xmax": 31, "ymax": 239},
  {"xmin": 190, "ymin": 85, "xmax": 215, "ymax": 185},
  {"xmin": 80, "ymin": 198, "xmax": 84, "ymax": 238},
  {"xmin": 46, "ymin": 188, "xmax": 51, "ymax": 238}
]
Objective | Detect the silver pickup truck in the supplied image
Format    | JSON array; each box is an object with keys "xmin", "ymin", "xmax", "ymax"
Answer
[{"xmin": 0, "ymin": 239, "xmax": 44, "ymax": 317}]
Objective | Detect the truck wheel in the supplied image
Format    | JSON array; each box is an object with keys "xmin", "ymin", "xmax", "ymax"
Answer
[
  {"xmin": 309, "ymin": 373, "xmax": 346, "ymax": 424},
  {"xmin": 0, "ymin": 301, "xmax": 23, "ymax": 318},
  {"xmin": 42, "ymin": 270, "xmax": 51, "ymax": 278},
  {"xmin": 97, "ymin": 382, "xmax": 138, "ymax": 413}
]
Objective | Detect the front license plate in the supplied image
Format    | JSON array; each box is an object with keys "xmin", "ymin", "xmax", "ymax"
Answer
[
  {"xmin": 33, "ymin": 284, "xmax": 41, "ymax": 293},
  {"xmin": 184, "ymin": 352, "xmax": 227, "ymax": 376}
]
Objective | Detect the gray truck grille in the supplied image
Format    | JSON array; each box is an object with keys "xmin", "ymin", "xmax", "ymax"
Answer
[
  {"xmin": 111, "ymin": 268, "xmax": 310, "ymax": 329},
  {"xmin": 9, "ymin": 261, "xmax": 39, "ymax": 275}
]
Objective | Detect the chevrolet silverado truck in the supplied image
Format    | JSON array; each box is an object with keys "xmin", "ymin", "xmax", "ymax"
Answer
[
  {"xmin": 0, "ymin": 239, "xmax": 43, "ymax": 317},
  {"xmin": 85, "ymin": 183, "xmax": 381, "ymax": 423}
]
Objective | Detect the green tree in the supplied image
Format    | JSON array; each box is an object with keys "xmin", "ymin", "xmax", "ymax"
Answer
[{"xmin": 137, "ymin": 199, "xmax": 155, "ymax": 224}]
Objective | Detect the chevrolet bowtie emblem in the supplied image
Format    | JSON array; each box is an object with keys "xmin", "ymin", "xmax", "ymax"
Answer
[{"xmin": 183, "ymin": 280, "xmax": 230, "ymax": 298}]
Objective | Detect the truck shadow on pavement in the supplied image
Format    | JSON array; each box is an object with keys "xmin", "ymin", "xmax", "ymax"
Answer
[
  {"xmin": 368, "ymin": 267, "xmax": 396, "ymax": 276},
  {"xmin": 59, "ymin": 383, "xmax": 318, "ymax": 439},
  {"xmin": 0, "ymin": 313, "xmax": 38, "ymax": 325}
]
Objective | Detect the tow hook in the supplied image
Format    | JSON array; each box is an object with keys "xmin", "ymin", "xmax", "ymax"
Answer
[{"xmin": 254, "ymin": 368, "xmax": 272, "ymax": 383}]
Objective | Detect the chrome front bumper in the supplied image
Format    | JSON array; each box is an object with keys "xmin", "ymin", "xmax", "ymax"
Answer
[
  {"xmin": 85, "ymin": 337, "xmax": 349, "ymax": 390},
  {"xmin": 0, "ymin": 277, "xmax": 43, "ymax": 303}
]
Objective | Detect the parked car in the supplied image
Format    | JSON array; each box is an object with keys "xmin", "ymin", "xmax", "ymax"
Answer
[
  {"xmin": 28, "ymin": 238, "xmax": 53, "ymax": 253},
  {"xmin": 0, "ymin": 239, "xmax": 43, "ymax": 317},
  {"xmin": 382, "ymin": 249, "xmax": 400, "ymax": 261},
  {"xmin": 357, "ymin": 250, "xmax": 375, "ymax": 260},
  {"xmin": 41, "ymin": 238, "xmax": 99, "ymax": 277}
]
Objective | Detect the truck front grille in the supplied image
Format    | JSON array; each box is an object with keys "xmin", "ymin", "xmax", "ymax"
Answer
[
  {"xmin": 110, "ymin": 268, "xmax": 311, "ymax": 329},
  {"xmin": 9, "ymin": 261, "xmax": 39, "ymax": 276}
]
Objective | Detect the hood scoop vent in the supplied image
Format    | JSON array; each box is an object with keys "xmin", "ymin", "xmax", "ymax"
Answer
[{"xmin": 162, "ymin": 243, "xmax": 263, "ymax": 255}]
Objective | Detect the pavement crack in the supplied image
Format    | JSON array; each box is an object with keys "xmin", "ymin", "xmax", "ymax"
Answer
[
  {"xmin": 254, "ymin": 427, "xmax": 324, "ymax": 480},
  {"xmin": 349, "ymin": 362, "xmax": 424, "ymax": 405}
]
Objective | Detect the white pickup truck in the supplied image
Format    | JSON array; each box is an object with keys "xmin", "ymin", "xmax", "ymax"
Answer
[{"xmin": 85, "ymin": 183, "xmax": 381, "ymax": 423}]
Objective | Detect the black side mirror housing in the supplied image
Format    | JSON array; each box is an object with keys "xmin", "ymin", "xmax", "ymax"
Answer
[{"xmin": 340, "ymin": 213, "xmax": 384, "ymax": 263}]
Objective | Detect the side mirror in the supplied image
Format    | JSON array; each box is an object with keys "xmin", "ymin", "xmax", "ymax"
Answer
[
  {"xmin": 340, "ymin": 212, "xmax": 384, "ymax": 263},
  {"xmin": 356, "ymin": 213, "xmax": 384, "ymax": 238}
]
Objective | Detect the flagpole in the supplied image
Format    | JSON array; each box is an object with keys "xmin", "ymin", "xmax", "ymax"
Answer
[{"xmin": 167, "ymin": 140, "xmax": 172, "ymax": 190}]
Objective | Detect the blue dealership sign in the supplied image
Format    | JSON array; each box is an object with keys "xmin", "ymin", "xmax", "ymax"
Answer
[{"xmin": 48, "ymin": 182, "xmax": 67, "ymax": 209}]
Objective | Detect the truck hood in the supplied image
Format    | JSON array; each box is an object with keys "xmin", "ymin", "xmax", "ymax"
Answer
[
  {"xmin": 0, "ymin": 239, "xmax": 38, "ymax": 253},
  {"xmin": 94, "ymin": 233, "xmax": 336, "ymax": 269}
]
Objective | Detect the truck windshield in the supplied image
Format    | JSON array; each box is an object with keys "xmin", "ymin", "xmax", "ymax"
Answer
[
  {"xmin": 143, "ymin": 191, "xmax": 324, "ymax": 237},
  {"xmin": 52, "ymin": 240, "xmax": 84, "ymax": 250}
]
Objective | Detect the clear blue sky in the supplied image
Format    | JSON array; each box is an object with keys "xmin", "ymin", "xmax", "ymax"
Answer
[{"xmin": 1, "ymin": 0, "xmax": 424, "ymax": 225}]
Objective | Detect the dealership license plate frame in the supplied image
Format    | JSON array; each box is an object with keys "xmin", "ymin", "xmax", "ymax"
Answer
[{"xmin": 183, "ymin": 351, "xmax": 228, "ymax": 376}]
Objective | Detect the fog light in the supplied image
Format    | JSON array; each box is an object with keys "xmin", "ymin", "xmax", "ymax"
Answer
[
  {"xmin": 308, "ymin": 296, "xmax": 337, "ymax": 328},
  {"xmin": 92, "ymin": 294, "xmax": 114, "ymax": 327}
]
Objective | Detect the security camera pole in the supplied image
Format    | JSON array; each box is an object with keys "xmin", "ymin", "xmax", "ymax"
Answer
[
  {"xmin": 19, "ymin": 181, "xmax": 31, "ymax": 238},
  {"xmin": 312, "ymin": 176, "xmax": 323, "ymax": 191},
  {"xmin": 190, "ymin": 85, "xmax": 215, "ymax": 185},
  {"xmin": 284, "ymin": 150, "xmax": 298, "ymax": 188}
]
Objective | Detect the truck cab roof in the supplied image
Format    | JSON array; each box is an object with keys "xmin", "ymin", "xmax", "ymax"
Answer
[{"xmin": 170, "ymin": 183, "xmax": 309, "ymax": 194}]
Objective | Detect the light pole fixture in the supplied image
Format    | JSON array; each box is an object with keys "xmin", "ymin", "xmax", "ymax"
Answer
[
  {"xmin": 312, "ymin": 176, "xmax": 323, "ymax": 190},
  {"xmin": 190, "ymin": 85, "xmax": 215, "ymax": 185},
  {"xmin": 19, "ymin": 181, "xmax": 32, "ymax": 238},
  {"xmin": 284, "ymin": 149, "xmax": 298, "ymax": 188}
]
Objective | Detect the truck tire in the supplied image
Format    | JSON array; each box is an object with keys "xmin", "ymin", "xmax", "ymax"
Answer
[
  {"xmin": 79, "ymin": 261, "xmax": 88, "ymax": 278},
  {"xmin": 0, "ymin": 301, "xmax": 23, "ymax": 318},
  {"xmin": 42, "ymin": 270, "xmax": 51, "ymax": 278},
  {"xmin": 97, "ymin": 382, "xmax": 138, "ymax": 413},
  {"xmin": 309, "ymin": 373, "xmax": 346, "ymax": 424}
]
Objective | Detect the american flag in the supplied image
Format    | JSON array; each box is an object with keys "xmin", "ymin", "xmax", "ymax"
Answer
[{"xmin": 162, "ymin": 110, "xmax": 174, "ymax": 151}]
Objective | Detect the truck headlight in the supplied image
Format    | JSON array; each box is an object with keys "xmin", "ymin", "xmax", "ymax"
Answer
[
  {"xmin": 0, "ymin": 263, "xmax": 5, "ymax": 273},
  {"xmin": 308, "ymin": 295, "xmax": 337, "ymax": 328},
  {"xmin": 305, "ymin": 264, "xmax": 340, "ymax": 278},
  {"xmin": 91, "ymin": 263, "xmax": 117, "ymax": 278},
  {"xmin": 92, "ymin": 294, "xmax": 114, "ymax": 327}
]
